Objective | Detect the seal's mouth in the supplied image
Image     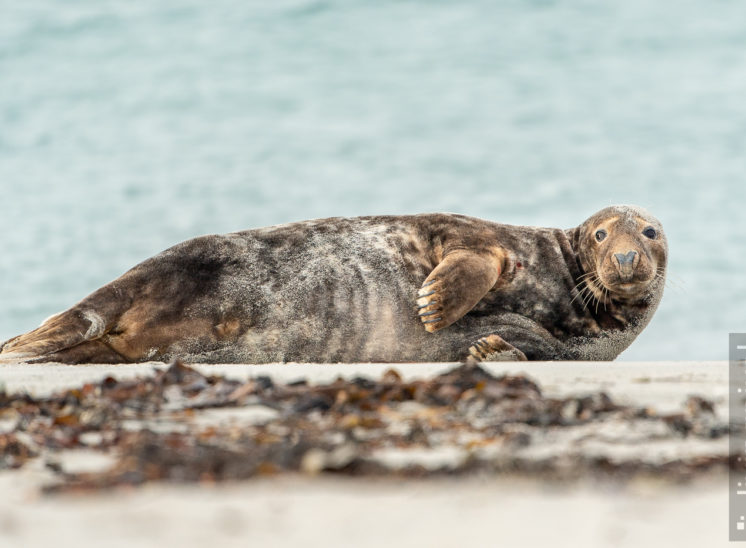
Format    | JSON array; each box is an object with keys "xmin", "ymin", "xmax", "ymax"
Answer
[
  {"xmin": 602, "ymin": 276, "xmax": 655, "ymax": 299},
  {"xmin": 615, "ymin": 281, "xmax": 642, "ymax": 291},
  {"xmin": 608, "ymin": 281, "xmax": 645, "ymax": 295},
  {"xmin": 575, "ymin": 269, "xmax": 657, "ymax": 310}
]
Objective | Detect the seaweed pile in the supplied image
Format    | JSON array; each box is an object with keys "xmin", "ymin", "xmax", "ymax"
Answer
[{"xmin": 0, "ymin": 360, "xmax": 734, "ymax": 492}]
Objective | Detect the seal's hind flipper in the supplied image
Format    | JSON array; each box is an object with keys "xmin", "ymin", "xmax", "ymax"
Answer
[
  {"xmin": 0, "ymin": 284, "xmax": 132, "ymax": 363},
  {"xmin": 467, "ymin": 333, "xmax": 527, "ymax": 362},
  {"xmin": 0, "ymin": 308, "xmax": 109, "ymax": 361},
  {"xmin": 26, "ymin": 340, "xmax": 128, "ymax": 364},
  {"xmin": 416, "ymin": 248, "xmax": 505, "ymax": 333}
]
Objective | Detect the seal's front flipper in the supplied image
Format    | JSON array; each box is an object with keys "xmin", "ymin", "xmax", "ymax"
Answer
[
  {"xmin": 467, "ymin": 334, "xmax": 527, "ymax": 362},
  {"xmin": 417, "ymin": 249, "xmax": 504, "ymax": 333}
]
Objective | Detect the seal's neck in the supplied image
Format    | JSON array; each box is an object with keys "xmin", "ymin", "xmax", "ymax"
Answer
[
  {"xmin": 564, "ymin": 226, "xmax": 581, "ymax": 256},
  {"xmin": 563, "ymin": 227, "xmax": 587, "ymax": 280}
]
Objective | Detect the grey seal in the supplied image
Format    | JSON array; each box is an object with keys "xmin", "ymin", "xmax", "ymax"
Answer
[{"xmin": 0, "ymin": 205, "xmax": 667, "ymax": 364}]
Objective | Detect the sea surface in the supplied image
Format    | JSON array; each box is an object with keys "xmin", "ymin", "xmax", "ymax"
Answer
[{"xmin": 1, "ymin": 0, "xmax": 744, "ymax": 361}]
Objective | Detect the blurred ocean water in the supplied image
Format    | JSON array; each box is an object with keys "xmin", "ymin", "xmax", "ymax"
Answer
[{"xmin": 0, "ymin": 0, "xmax": 744, "ymax": 360}]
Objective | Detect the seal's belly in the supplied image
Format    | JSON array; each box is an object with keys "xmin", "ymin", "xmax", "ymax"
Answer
[{"xmin": 210, "ymin": 224, "xmax": 433, "ymax": 362}]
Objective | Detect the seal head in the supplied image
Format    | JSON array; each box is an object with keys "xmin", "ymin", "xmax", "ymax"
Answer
[{"xmin": 576, "ymin": 205, "xmax": 667, "ymax": 306}]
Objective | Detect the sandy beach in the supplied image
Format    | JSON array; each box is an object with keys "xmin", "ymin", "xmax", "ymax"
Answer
[{"xmin": 0, "ymin": 359, "xmax": 733, "ymax": 548}]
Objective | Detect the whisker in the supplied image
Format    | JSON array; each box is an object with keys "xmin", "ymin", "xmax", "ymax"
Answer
[
  {"xmin": 569, "ymin": 278, "xmax": 592, "ymax": 307},
  {"xmin": 570, "ymin": 287, "xmax": 588, "ymax": 308},
  {"xmin": 582, "ymin": 291, "xmax": 596, "ymax": 312},
  {"xmin": 570, "ymin": 271, "xmax": 602, "ymax": 311},
  {"xmin": 570, "ymin": 279, "xmax": 587, "ymax": 294},
  {"xmin": 653, "ymin": 271, "xmax": 685, "ymax": 295},
  {"xmin": 595, "ymin": 291, "xmax": 601, "ymax": 315},
  {"xmin": 664, "ymin": 282, "xmax": 685, "ymax": 294},
  {"xmin": 656, "ymin": 268, "xmax": 685, "ymax": 286},
  {"xmin": 604, "ymin": 286, "xmax": 609, "ymax": 311},
  {"xmin": 581, "ymin": 284, "xmax": 597, "ymax": 310},
  {"xmin": 661, "ymin": 277, "xmax": 685, "ymax": 291},
  {"xmin": 584, "ymin": 276, "xmax": 607, "ymax": 314}
]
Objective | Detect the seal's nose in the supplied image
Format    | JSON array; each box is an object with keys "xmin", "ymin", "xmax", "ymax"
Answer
[
  {"xmin": 614, "ymin": 251, "xmax": 637, "ymax": 266},
  {"xmin": 614, "ymin": 251, "xmax": 638, "ymax": 280}
]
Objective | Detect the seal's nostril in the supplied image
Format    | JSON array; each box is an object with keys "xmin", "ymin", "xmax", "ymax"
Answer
[{"xmin": 615, "ymin": 251, "xmax": 638, "ymax": 266}]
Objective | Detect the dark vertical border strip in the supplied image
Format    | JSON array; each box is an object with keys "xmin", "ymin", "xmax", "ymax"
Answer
[{"xmin": 730, "ymin": 333, "xmax": 746, "ymax": 541}]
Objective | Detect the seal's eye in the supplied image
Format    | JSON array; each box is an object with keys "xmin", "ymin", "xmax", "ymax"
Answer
[
  {"xmin": 642, "ymin": 227, "xmax": 657, "ymax": 239},
  {"xmin": 595, "ymin": 229, "xmax": 607, "ymax": 242}
]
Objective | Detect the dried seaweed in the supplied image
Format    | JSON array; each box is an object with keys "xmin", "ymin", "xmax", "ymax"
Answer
[{"xmin": 0, "ymin": 360, "xmax": 735, "ymax": 493}]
